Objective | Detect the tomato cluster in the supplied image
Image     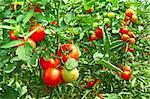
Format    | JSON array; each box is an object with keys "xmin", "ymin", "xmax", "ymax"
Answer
[
  {"xmin": 40, "ymin": 44, "xmax": 80, "ymax": 87},
  {"xmin": 89, "ymin": 27, "xmax": 103, "ymax": 42},
  {"xmin": 118, "ymin": 65, "xmax": 132, "ymax": 81},
  {"xmin": 120, "ymin": 9, "xmax": 138, "ymax": 53},
  {"xmin": 10, "ymin": 3, "xmax": 81, "ymax": 88},
  {"xmin": 9, "ymin": 4, "xmax": 46, "ymax": 47}
]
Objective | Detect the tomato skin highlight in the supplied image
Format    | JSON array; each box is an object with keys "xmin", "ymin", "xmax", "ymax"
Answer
[
  {"xmin": 58, "ymin": 44, "xmax": 79, "ymax": 63},
  {"xmin": 95, "ymin": 28, "xmax": 103, "ymax": 39},
  {"xmin": 123, "ymin": 66, "xmax": 131, "ymax": 72},
  {"xmin": 29, "ymin": 23, "xmax": 46, "ymax": 42},
  {"xmin": 9, "ymin": 30, "xmax": 18, "ymax": 40},
  {"xmin": 43, "ymin": 68, "xmax": 61, "ymax": 87},
  {"xmin": 87, "ymin": 81, "xmax": 95, "ymax": 88},
  {"xmin": 121, "ymin": 71, "xmax": 131, "ymax": 81}
]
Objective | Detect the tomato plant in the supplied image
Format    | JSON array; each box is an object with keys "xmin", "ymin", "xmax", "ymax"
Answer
[{"xmin": 0, "ymin": 0, "xmax": 149, "ymax": 99}]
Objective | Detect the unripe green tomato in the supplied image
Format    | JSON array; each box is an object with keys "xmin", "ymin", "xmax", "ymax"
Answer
[
  {"xmin": 104, "ymin": 18, "xmax": 111, "ymax": 24},
  {"xmin": 103, "ymin": 12, "xmax": 108, "ymax": 18},
  {"xmin": 93, "ymin": 22, "xmax": 99, "ymax": 28},
  {"xmin": 62, "ymin": 68, "xmax": 79, "ymax": 82},
  {"xmin": 107, "ymin": 12, "xmax": 115, "ymax": 19}
]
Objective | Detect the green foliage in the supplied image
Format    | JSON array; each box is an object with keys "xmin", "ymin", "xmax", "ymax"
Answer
[{"xmin": 0, "ymin": 0, "xmax": 150, "ymax": 99}]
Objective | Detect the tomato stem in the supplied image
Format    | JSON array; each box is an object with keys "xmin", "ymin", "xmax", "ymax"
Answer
[{"xmin": 53, "ymin": 0, "xmax": 60, "ymax": 54}]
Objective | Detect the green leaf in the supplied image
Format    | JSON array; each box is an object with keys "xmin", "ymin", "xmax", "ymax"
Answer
[
  {"xmin": 29, "ymin": 53, "xmax": 38, "ymax": 67},
  {"xmin": 93, "ymin": 52, "xmax": 104, "ymax": 61},
  {"xmin": 1, "ymin": 84, "xmax": 19, "ymax": 99},
  {"xmin": 25, "ymin": 25, "xmax": 41, "ymax": 39},
  {"xmin": 4, "ymin": 64, "xmax": 16, "ymax": 73},
  {"xmin": 16, "ymin": 15, "xmax": 24, "ymax": 23},
  {"xmin": 65, "ymin": 58, "xmax": 78, "ymax": 70},
  {"xmin": 131, "ymin": 77, "xmax": 137, "ymax": 87},
  {"xmin": 103, "ymin": 28, "xmax": 111, "ymax": 52},
  {"xmin": 16, "ymin": 45, "xmax": 32, "ymax": 61},
  {"xmin": 84, "ymin": 1, "xmax": 94, "ymax": 10},
  {"xmin": 0, "ymin": 62, "xmax": 4, "ymax": 68},
  {"xmin": 98, "ymin": 59, "xmax": 123, "ymax": 72},
  {"xmin": 62, "ymin": 0, "xmax": 68, "ymax": 4},
  {"xmin": 23, "ymin": 8, "xmax": 34, "ymax": 25},
  {"xmin": 10, "ymin": 56, "xmax": 21, "ymax": 61},
  {"xmin": 1, "ymin": 40, "xmax": 24, "ymax": 49},
  {"xmin": 109, "ymin": 0, "xmax": 118, "ymax": 8},
  {"xmin": 64, "ymin": 12, "xmax": 74, "ymax": 25},
  {"xmin": 110, "ymin": 40, "xmax": 124, "ymax": 51},
  {"xmin": 4, "ymin": 19, "xmax": 16, "ymax": 24},
  {"xmin": 0, "ymin": 25, "xmax": 15, "ymax": 30},
  {"xmin": 20, "ymin": 86, "xmax": 27, "ymax": 97}
]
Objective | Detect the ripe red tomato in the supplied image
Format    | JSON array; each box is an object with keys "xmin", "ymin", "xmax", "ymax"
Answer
[
  {"xmin": 39, "ymin": 56, "xmax": 58, "ymax": 70},
  {"xmin": 29, "ymin": 23, "xmax": 46, "ymax": 42},
  {"xmin": 131, "ymin": 14, "xmax": 138, "ymax": 23},
  {"xmin": 89, "ymin": 33, "xmax": 97, "ymax": 42},
  {"xmin": 124, "ymin": 16, "xmax": 130, "ymax": 22},
  {"xmin": 121, "ymin": 34, "xmax": 130, "ymax": 42},
  {"xmin": 86, "ymin": 8, "xmax": 93, "ymax": 13},
  {"xmin": 128, "ymin": 47, "xmax": 134, "ymax": 52},
  {"xmin": 129, "ymin": 38, "xmax": 136, "ymax": 44},
  {"xmin": 52, "ymin": 21, "xmax": 58, "ymax": 26},
  {"xmin": 58, "ymin": 68, "xmax": 66, "ymax": 83},
  {"xmin": 121, "ymin": 71, "xmax": 131, "ymax": 81},
  {"xmin": 120, "ymin": 27, "xmax": 129, "ymax": 34},
  {"xmin": 43, "ymin": 68, "xmax": 61, "ymax": 87},
  {"xmin": 11, "ymin": 4, "xmax": 20, "ymax": 12},
  {"xmin": 95, "ymin": 28, "xmax": 103, "ymax": 39},
  {"xmin": 28, "ymin": 4, "xmax": 42, "ymax": 13},
  {"xmin": 87, "ymin": 81, "xmax": 95, "ymax": 88},
  {"xmin": 9, "ymin": 30, "xmax": 19, "ymax": 40},
  {"xmin": 54, "ymin": 58, "xmax": 60, "ymax": 67},
  {"xmin": 58, "ymin": 44, "xmax": 79, "ymax": 63},
  {"xmin": 123, "ymin": 66, "xmax": 131, "ymax": 72},
  {"xmin": 125, "ymin": 9, "xmax": 134, "ymax": 18}
]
